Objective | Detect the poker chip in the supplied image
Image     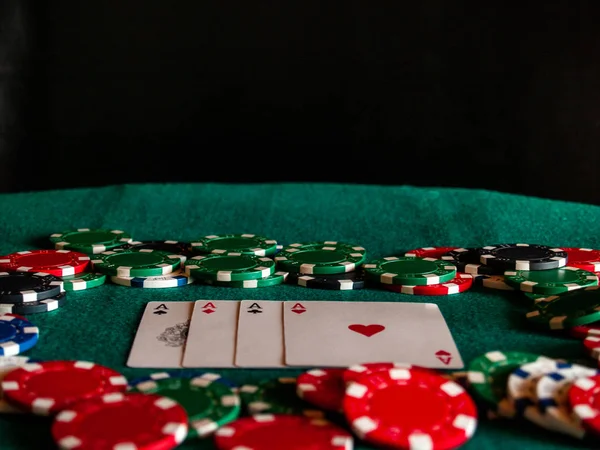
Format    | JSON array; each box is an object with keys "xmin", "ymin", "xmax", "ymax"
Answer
[
  {"xmin": 91, "ymin": 249, "xmax": 182, "ymax": 277},
  {"xmin": 570, "ymin": 323, "xmax": 600, "ymax": 339},
  {"xmin": 568, "ymin": 375, "xmax": 600, "ymax": 434},
  {"xmin": 286, "ymin": 271, "xmax": 365, "ymax": 290},
  {"xmin": 0, "ymin": 272, "xmax": 63, "ymax": 303},
  {"xmin": 343, "ymin": 367, "xmax": 477, "ymax": 449},
  {"xmin": 583, "ymin": 336, "xmax": 600, "ymax": 358},
  {"xmin": 296, "ymin": 368, "xmax": 346, "ymax": 412},
  {"xmin": 275, "ymin": 241, "xmax": 367, "ymax": 275},
  {"xmin": 0, "ymin": 292, "xmax": 66, "ymax": 315},
  {"xmin": 118, "ymin": 240, "xmax": 191, "ymax": 263},
  {"xmin": 506, "ymin": 357, "xmax": 566, "ymax": 416},
  {"xmin": 384, "ymin": 273, "xmax": 473, "ymax": 296},
  {"xmin": 60, "ymin": 272, "xmax": 106, "ymax": 291},
  {"xmin": 214, "ymin": 414, "xmax": 353, "ymax": 450},
  {"xmin": 129, "ymin": 373, "xmax": 240, "ymax": 439},
  {"xmin": 49, "ymin": 228, "xmax": 133, "ymax": 254},
  {"xmin": 110, "ymin": 269, "xmax": 194, "ymax": 288},
  {"xmin": 525, "ymin": 287, "xmax": 600, "ymax": 330},
  {"xmin": 0, "ymin": 355, "xmax": 37, "ymax": 414},
  {"xmin": 532, "ymin": 365, "xmax": 600, "ymax": 438},
  {"xmin": 0, "ymin": 314, "xmax": 38, "ymax": 357},
  {"xmin": 477, "ymin": 244, "xmax": 568, "ymax": 271},
  {"xmin": 504, "ymin": 267, "xmax": 598, "ymax": 295},
  {"xmin": 126, "ymin": 371, "xmax": 238, "ymax": 390},
  {"xmin": 466, "ymin": 351, "xmax": 543, "ymax": 416},
  {"xmin": 184, "ymin": 254, "xmax": 276, "ymax": 282},
  {"xmin": 51, "ymin": 392, "xmax": 188, "ymax": 449},
  {"xmin": 0, "ymin": 250, "xmax": 90, "ymax": 277},
  {"xmin": 1, "ymin": 360, "xmax": 128, "ymax": 415},
  {"xmin": 191, "ymin": 234, "xmax": 278, "ymax": 256},
  {"xmin": 561, "ymin": 248, "xmax": 600, "ymax": 272},
  {"xmin": 363, "ymin": 256, "xmax": 457, "ymax": 286},
  {"xmin": 472, "ymin": 274, "xmax": 515, "ymax": 291},
  {"xmin": 442, "ymin": 248, "xmax": 502, "ymax": 275},
  {"xmin": 404, "ymin": 246, "xmax": 457, "ymax": 259},
  {"xmin": 343, "ymin": 362, "xmax": 417, "ymax": 385},
  {"xmin": 239, "ymin": 377, "xmax": 324, "ymax": 417},
  {"xmin": 201, "ymin": 271, "xmax": 287, "ymax": 288}
]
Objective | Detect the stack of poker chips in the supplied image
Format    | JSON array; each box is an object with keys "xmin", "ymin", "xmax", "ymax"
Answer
[
  {"xmin": 363, "ymin": 244, "xmax": 600, "ymax": 299},
  {"xmin": 184, "ymin": 234, "xmax": 288, "ymax": 289},
  {"xmin": 275, "ymin": 241, "xmax": 367, "ymax": 290},
  {"xmin": 463, "ymin": 349, "xmax": 600, "ymax": 441}
]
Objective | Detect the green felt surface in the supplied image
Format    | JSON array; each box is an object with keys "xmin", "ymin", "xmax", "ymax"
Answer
[{"xmin": 0, "ymin": 183, "xmax": 599, "ymax": 449}]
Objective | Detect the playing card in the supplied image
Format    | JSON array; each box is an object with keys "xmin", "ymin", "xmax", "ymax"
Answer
[
  {"xmin": 182, "ymin": 300, "xmax": 239, "ymax": 368},
  {"xmin": 283, "ymin": 301, "xmax": 463, "ymax": 369},
  {"xmin": 126, "ymin": 301, "xmax": 193, "ymax": 368},
  {"xmin": 235, "ymin": 300, "xmax": 285, "ymax": 368}
]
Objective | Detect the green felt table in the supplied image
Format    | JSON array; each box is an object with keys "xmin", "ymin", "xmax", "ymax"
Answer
[{"xmin": 0, "ymin": 182, "xmax": 598, "ymax": 449}]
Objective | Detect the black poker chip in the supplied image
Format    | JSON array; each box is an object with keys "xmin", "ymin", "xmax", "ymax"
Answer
[
  {"xmin": 0, "ymin": 272, "xmax": 64, "ymax": 304},
  {"xmin": 477, "ymin": 244, "xmax": 568, "ymax": 271},
  {"xmin": 0, "ymin": 291, "xmax": 67, "ymax": 314},
  {"xmin": 286, "ymin": 271, "xmax": 365, "ymax": 290},
  {"xmin": 442, "ymin": 248, "xmax": 502, "ymax": 276}
]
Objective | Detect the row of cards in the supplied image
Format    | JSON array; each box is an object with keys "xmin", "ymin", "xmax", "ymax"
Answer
[{"xmin": 127, "ymin": 300, "xmax": 464, "ymax": 369}]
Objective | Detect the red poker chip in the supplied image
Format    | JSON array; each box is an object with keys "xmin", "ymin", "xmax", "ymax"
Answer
[
  {"xmin": 584, "ymin": 337, "xmax": 600, "ymax": 359},
  {"xmin": 343, "ymin": 362, "xmax": 435, "ymax": 385},
  {"xmin": 52, "ymin": 392, "xmax": 188, "ymax": 449},
  {"xmin": 568, "ymin": 375, "xmax": 600, "ymax": 435},
  {"xmin": 404, "ymin": 247, "xmax": 457, "ymax": 260},
  {"xmin": 571, "ymin": 323, "xmax": 600, "ymax": 339},
  {"xmin": 0, "ymin": 250, "xmax": 90, "ymax": 277},
  {"xmin": 343, "ymin": 367, "xmax": 477, "ymax": 449},
  {"xmin": 214, "ymin": 414, "xmax": 353, "ymax": 450},
  {"xmin": 384, "ymin": 273, "xmax": 473, "ymax": 296},
  {"xmin": 296, "ymin": 368, "xmax": 346, "ymax": 412},
  {"xmin": 1, "ymin": 360, "xmax": 128, "ymax": 416},
  {"xmin": 562, "ymin": 248, "xmax": 600, "ymax": 272}
]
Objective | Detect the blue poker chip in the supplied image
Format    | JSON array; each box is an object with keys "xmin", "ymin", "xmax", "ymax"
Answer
[
  {"xmin": 0, "ymin": 314, "xmax": 39, "ymax": 356},
  {"xmin": 109, "ymin": 269, "xmax": 194, "ymax": 289},
  {"xmin": 127, "ymin": 370, "xmax": 237, "ymax": 390}
]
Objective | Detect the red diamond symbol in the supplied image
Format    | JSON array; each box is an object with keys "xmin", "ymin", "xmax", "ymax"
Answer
[{"xmin": 202, "ymin": 308, "xmax": 215, "ymax": 315}]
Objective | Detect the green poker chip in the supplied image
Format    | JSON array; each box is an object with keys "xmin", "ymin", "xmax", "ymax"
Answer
[
  {"xmin": 525, "ymin": 286, "xmax": 600, "ymax": 329},
  {"xmin": 191, "ymin": 234, "xmax": 278, "ymax": 256},
  {"xmin": 129, "ymin": 374, "xmax": 240, "ymax": 439},
  {"xmin": 274, "ymin": 241, "xmax": 367, "ymax": 275},
  {"xmin": 239, "ymin": 377, "xmax": 323, "ymax": 417},
  {"xmin": 91, "ymin": 249, "xmax": 181, "ymax": 277},
  {"xmin": 60, "ymin": 272, "xmax": 106, "ymax": 291},
  {"xmin": 201, "ymin": 271, "xmax": 288, "ymax": 288},
  {"xmin": 504, "ymin": 266, "xmax": 598, "ymax": 295},
  {"xmin": 49, "ymin": 228, "xmax": 132, "ymax": 254},
  {"xmin": 184, "ymin": 254, "xmax": 276, "ymax": 282},
  {"xmin": 466, "ymin": 350, "xmax": 542, "ymax": 415},
  {"xmin": 363, "ymin": 256, "xmax": 457, "ymax": 286}
]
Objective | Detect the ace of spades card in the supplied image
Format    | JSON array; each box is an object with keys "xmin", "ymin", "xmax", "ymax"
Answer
[
  {"xmin": 283, "ymin": 301, "xmax": 463, "ymax": 368},
  {"xmin": 126, "ymin": 301, "xmax": 193, "ymax": 368}
]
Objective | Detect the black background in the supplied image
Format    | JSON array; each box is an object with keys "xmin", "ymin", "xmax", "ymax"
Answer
[{"xmin": 2, "ymin": 1, "xmax": 600, "ymax": 204}]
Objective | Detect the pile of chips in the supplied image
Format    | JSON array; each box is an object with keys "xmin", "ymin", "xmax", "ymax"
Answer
[
  {"xmin": 463, "ymin": 350, "xmax": 600, "ymax": 440},
  {"xmin": 234, "ymin": 363, "xmax": 477, "ymax": 449},
  {"xmin": 0, "ymin": 354, "xmax": 476, "ymax": 449}
]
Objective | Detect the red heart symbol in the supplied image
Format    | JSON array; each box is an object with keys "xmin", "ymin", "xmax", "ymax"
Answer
[{"xmin": 348, "ymin": 324, "xmax": 385, "ymax": 337}]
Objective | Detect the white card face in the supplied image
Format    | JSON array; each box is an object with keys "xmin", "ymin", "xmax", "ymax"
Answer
[
  {"xmin": 127, "ymin": 301, "xmax": 193, "ymax": 368},
  {"xmin": 283, "ymin": 301, "xmax": 463, "ymax": 369},
  {"xmin": 182, "ymin": 300, "xmax": 239, "ymax": 368},
  {"xmin": 235, "ymin": 300, "xmax": 285, "ymax": 368}
]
